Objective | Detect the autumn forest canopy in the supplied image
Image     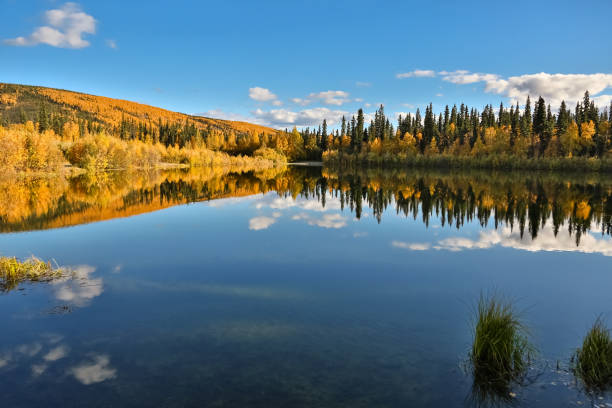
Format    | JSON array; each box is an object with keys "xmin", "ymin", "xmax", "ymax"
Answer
[{"xmin": 1, "ymin": 83, "xmax": 612, "ymax": 173}]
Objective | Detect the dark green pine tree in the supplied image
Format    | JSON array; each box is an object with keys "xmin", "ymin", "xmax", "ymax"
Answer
[
  {"xmin": 556, "ymin": 100, "xmax": 570, "ymax": 135},
  {"xmin": 356, "ymin": 109, "xmax": 364, "ymax": 149},
  {"xmin": 321, "ymin": 119, "xmax": 328, "ymax": 150},
  {"xmin": 533, "ymin": 96, "xmax": 548, "ymax": 151},
  {"xmin": 341, "ymin": 116, "xmax": 346, "ymax": 136},
  {"xmin": 423, "ymin": 103, "xmax": 435, "ymax": 150},
  {"xmin": 350, "ymin": 115, "xmax": 357, "ymax": 149},
  {"xmin": 38, "ymin": 103, "xmax": 49, "ymax": 132},
  {"xmin": 521, "ymin": 96, "xmax": 532, "ymax": 139},
  {"xmin": 583, "ymin": 91, "xmax": 592, "ymax": 122}
]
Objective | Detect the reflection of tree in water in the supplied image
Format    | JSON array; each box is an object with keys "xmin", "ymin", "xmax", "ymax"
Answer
[
  {"xmin": 1, "ymin": 167, "xmax": 612, "ymax": 243},
  {"xmin": 320, "ymin": 169, "xmax": 612, "ymax": 244}
]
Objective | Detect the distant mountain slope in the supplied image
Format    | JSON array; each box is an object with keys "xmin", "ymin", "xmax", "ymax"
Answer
[{"xmin": 0, "ymin": 83, "xmax": 278, "ymax": 136}]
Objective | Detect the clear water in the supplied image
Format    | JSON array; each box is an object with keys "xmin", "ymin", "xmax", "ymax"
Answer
[{"xmin": 1, "ymin": 167, "xmax": 611, "ymax": 407}]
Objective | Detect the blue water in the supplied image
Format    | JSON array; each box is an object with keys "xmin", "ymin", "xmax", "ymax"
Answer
[{"xmin": 1, "ymin": 168, "xmax": 611, "ymax": 407}]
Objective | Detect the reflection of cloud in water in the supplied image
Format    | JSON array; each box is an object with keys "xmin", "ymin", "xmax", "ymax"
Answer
[
  {"xmin": 353, "ymin": 232, "xmax": 368, "ymax": 238},
  {"xmin": 292, "ymin": 213, "xmax": 347, "ymax": 229},
  {"xmin": 393, "ymin": 225, "xmax": 612, "ymax": 256},
  {"xmin": 255, "ymin": 195, "xmax": 341, "ymax": 212},
  {"xmin": 206, "ymin": 196, "xmax": 253, "ymax": 207},
  {"xmin": 43, "ymin": 345, "xmax": 69, "ymax": 362},
  {"xmin": 70, "ymin": 354, "xmax": 117, "ymax": 385},
  {"xmin": 0, "ymin": 334, "xmax": 71, "ymax": 378},
  {"xmin": 52, "ymin": 265, "xmax": 103, "ymax": 306},
  {"xmin": 0, "ymin": 354, "xmax": 10, "ymax": 368},
  {"xmin": 391, "ymin": 241, "xmax": 430, "ymax": 251},
  {"xmin": 208, "ymin": 321, "xmax": 300, "ymax": 342},
  {"xmin": 31, "ymin": 363, "xmax": 47, "ymax": 377},
  {"xmin": 17, "ymin": 343, "xmax": 42, "ymax": 357},
  {"xmin": 249, "ymin": 216, "xmax": 276, "ymax": 231}
]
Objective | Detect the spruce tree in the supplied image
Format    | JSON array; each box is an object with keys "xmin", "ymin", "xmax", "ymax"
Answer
[{"xmin": 356, "ymin": 109, "xmax": 364, "ymax": 148}]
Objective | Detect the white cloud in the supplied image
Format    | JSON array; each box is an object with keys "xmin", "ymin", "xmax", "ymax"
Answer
[
  {"xmin": 249, "ymin": 87, "xmax": 278, "ymax": 102},
  {"xmin": 439, "ymin": 70, "xmax": 612, "ymax": 107},
  {"xmin": 308, "ymin": 90, "xmax": 351, "ymax": 106},
  {"xmin": 436, "ymin": 93, "xmax": 443, "ymax": 97},
  {"xmin": 4, "ymin": 3, "xmax": 96, "ymax": 49},
  {"xmin": 105, "ymin": 39, "xmax": 117, "ymax": 49},
  {"xmin": 43, "ymin": 345, "xmax": 69, "ymax": 362},
  {"xmin": 356, "ymin": 81, "xmax": 372, "ymax": 87},
  {"xmin": 70, "ymin": 354, "xmax": 116, "ymax": 385},
  {"xmin": 396, "ymin": 70, "xmax": 436, "ymax": 79},
  {"xmin": 392, "ymin": 241, "xmax": 431, "ymax": 251},
  {"xmin": 249, "ymin": 216, "xmax": 276, "ymax": 231},
  {"xmin": 271, "ymin": 100, "xmax": 283, "ymax": 107},
  {"xmin": 252, "ymin": 107, "xmax": 347, "ymax": 128},
  {"xmin": 291, "ymin": 97, "xmax": 311, "ymax": 106},
  {"xmin": 196, "ymin": 109, "xmax": 258, "ymax": 124}
]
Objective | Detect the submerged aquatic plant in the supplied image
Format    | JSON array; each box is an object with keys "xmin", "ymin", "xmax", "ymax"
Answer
[
  {"xmin": 0, "ymin": 256, "xmax": 65, "ymax": 292},
  {"xmin": 468, "ymin": 293, "xmax": 534, "ymax": 405},
  {"xmin": 572, "ymin": 317, "xmax": 612, "ymax": 392}
]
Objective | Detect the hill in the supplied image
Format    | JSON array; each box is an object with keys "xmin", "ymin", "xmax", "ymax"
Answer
[{"xmin": 0, "ymin": 82, "xmax": 279, "ymax": 137}]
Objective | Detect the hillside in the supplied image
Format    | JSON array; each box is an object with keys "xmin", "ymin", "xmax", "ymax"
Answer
[{"xmin": 0, "ymin": 82, "xmax": 279, "ymax": 137}]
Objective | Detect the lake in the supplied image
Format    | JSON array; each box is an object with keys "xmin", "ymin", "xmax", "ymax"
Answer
[{"xmin": 1, "ymin": 166, "xmax": 611, "ymax": 407}]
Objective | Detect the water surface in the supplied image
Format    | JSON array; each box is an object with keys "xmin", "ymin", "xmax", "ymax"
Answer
[{"xmin": 1, "ymin": 167, "xmax": 611, "ymax": 407}]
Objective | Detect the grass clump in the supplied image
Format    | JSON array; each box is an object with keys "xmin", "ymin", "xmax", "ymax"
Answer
[
  {"xmin": 469, "ymin": 294, "xmax": 534, "ymax": 404},
  {"xmin": 572, "ymin": 317, "xmax": 612, "ymax": 392},
  {"xmin": 0, "ymin": 256, "xmax": 65, "ymax": 292}
]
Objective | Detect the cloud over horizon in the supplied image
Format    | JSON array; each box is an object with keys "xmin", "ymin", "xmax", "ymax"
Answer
[
  {"xmin": 4, "ymin": 3, "xmax": 96, "ymax": 49},
  {"xmin": 252, "ymin": 107, "xmax": 348, "ymax": 128},
  {"xmin": 398, "ymin": 69, "xmax": 612, "ymax": 108}
]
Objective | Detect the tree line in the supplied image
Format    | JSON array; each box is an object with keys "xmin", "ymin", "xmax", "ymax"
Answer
[{"xmin": 319, "ymin": 91, "xmax": 612, "ymax": 167}]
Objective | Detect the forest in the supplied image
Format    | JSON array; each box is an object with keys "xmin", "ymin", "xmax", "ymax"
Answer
[
  {"xmin": 321, "ymin": 92, "xmax": 612, "ymax": 170},
  {"xmin": 2, "ymin": 83, "xmax": 612, "ymax": 172}
]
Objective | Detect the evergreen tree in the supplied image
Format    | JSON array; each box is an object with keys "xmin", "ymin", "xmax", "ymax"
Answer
[
  {"xmin": 356, "ymin": 109, "xmax": 364, "ymax": 149},
  {"xmin": 321, "ymin": 119, "xmax": 328, "ymax": 150},
  {"xmin": 38, "ymin": 103, "xmax": 49, "ymax": 132},
  {"xmin": 521, "ymin": 96, "xmax": 532, "ymax": 139}
]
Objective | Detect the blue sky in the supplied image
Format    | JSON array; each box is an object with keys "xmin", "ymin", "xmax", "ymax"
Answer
[{"xmin": 1, "ymin": 0, "xmax": 611, "ymax": 128}]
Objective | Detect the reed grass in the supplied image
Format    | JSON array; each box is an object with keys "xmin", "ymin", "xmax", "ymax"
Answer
[
  {"xmin": 572, "ymin": 317, "xmax": 612, "ymax": 392},
  {"xmin": 469, "ymin": 294, "xmax": 533, "ymax": 403},
  {"xmin": 0, "ymin": 256, "xmax": 65, "ymax": 292}
]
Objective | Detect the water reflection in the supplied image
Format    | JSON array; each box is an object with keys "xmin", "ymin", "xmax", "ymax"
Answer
[
  {"xmin": 393, "ymin": 224, "xmax": 612, "ymax": 256},
  {"xmin": 2, "ymin": 168, "xmax": 612, "ymax": 249},
  {"xmin": 69, "ymin": 354, "xmax": 117, "ymax": 385}
]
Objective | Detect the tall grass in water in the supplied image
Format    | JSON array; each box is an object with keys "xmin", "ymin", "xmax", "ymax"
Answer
[
  {"xmin": 0, "ymin": 256, "xmax": 65, "ymax": 292},
  {"xmin": 572, "ymin": 317, "xmax": 612, "ymax": 392},
  {"xmin": 469, "ymin": 294, "xmax": 533, "ymax": 405}
]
